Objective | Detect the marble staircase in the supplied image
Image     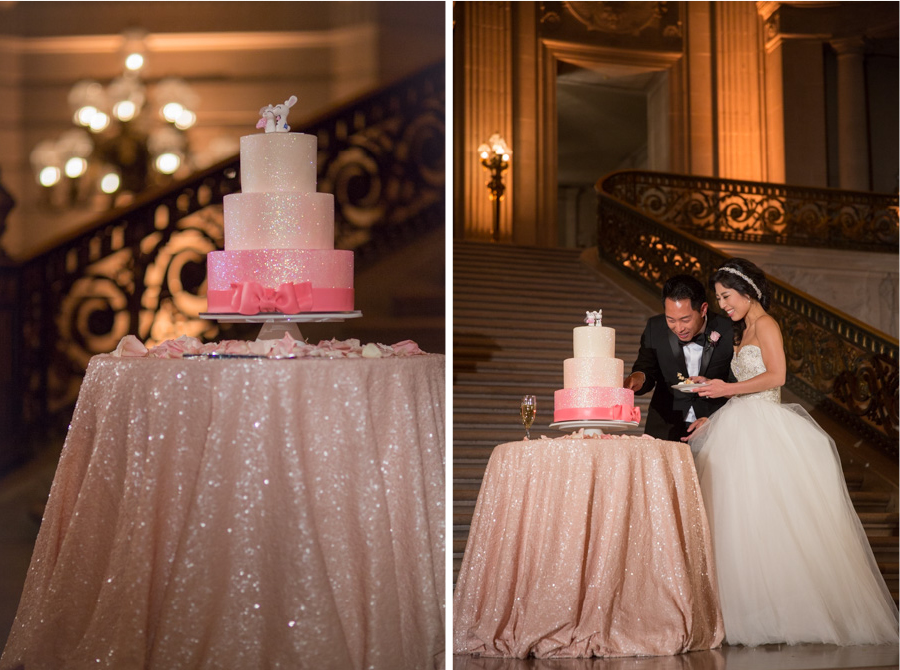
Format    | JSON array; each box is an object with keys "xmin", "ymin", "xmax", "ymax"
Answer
[{"xmin": 452, "ymin": 240, "xmax": 899, "ymax": 601}]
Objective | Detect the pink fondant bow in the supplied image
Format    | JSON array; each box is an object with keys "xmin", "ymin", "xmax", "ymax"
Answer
[{"xmin": 230, "ymin": 281, "xmax": 313, "ymax": 315}]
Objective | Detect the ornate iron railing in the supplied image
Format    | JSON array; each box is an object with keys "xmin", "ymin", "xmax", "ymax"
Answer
[
  {"xmin": 15, "ymin": 62, "xmax": 445, "ymax": 433},
  {"xmin": 596, "ymin": 177, "xmax": 898, "ymax": 456},
  {"xmin": 602, "ymin": 171, "xmax": 899, "ymax": 252}
]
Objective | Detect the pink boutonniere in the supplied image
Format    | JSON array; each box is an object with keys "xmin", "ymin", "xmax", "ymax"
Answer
[{"xmin": 707, "ymin": 331, "xmax": 721, "ymax": 347}]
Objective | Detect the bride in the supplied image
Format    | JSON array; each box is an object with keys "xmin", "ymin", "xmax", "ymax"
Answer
[{"xmin": 685, "ymin": 258, "xmax": 898, "ymax": 646}]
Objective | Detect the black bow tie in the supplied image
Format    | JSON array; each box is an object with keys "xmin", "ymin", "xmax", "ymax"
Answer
[{"xmin": 679, "ymin": 332, "xmax": 706, "ymax": 347}]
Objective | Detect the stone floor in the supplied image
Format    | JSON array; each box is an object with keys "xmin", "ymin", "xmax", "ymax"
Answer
[{"xmin": 453, "ymin": 644, "xmax": 900, "ymax": 670}]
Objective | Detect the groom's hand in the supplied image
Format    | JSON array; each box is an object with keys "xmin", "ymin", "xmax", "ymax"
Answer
[
  {"xmin": 681, "ymin": 417, "xmax": 709, "ymax": 441},
  {"xmin": 624, "ymin": 371, "xmax": 645, "ymax": 391}
]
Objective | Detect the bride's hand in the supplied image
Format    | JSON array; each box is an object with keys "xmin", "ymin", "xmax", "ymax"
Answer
[
  {"xmin": 689, "ymin": 376, "xmax": 708, "ymax": 384},
  {"xmin": 698, "ymin": 378, "xmax": 730, "ymax": 398}
]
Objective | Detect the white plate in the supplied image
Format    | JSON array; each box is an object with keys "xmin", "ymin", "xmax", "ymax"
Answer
[{"xmin": 671, "ymin": 382, "xmax": 708, "ymax": 393}]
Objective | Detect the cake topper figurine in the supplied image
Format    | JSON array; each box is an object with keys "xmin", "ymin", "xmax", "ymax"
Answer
[
  {"xmin": 584, "ymin": 310, "xmax": 602, "ymax": 327},
  {"xmin": 256, "ymin": 95, "xmax": 298, "ymax": 133}
]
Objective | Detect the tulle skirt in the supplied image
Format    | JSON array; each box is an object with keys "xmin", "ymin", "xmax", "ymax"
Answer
[{"xmin": 689, "ymin": 395, "xmax": 898, "ymax": 646}]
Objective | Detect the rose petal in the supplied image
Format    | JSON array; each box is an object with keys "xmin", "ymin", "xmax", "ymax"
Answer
[
  {"xmin": 391, "ymin": 340, "xmax": 424, "ymax": 356},
  {"xmin": 361, "ymin": 343, "xmax": 382, "ymax": 358},
  {"xmin": 113, "ymin": 335, "xmax": 148, "ymax": 358}
]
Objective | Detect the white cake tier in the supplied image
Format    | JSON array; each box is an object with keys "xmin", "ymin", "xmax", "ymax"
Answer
[
  {"xmin": 563, "ymin": 357, "xmax": 623, "ymax": 389},
  {"xmin": 573, "ymin": 325, "xmax": 615, "ymax": 358},
  {"xmin": 240, "ymin": 133, "xmax": 317, "ymax": 193},
  {"xmin": 223, "ymin": 192, "xmax": 334, "ymax": 250}
]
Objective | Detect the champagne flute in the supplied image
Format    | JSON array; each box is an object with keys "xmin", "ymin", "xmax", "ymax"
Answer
[{"xmin": 520, "ymin": 395, "xmax": 536, "ymax": 440}]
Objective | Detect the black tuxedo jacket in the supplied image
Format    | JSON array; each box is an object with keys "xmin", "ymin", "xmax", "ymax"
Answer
[{"xmin": 632, "ymin": 313, "xmax": 735, "ymax": 442}]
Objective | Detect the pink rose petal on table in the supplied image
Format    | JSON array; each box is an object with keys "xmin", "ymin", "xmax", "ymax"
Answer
[
  {"xmin": 391, "ymin": 340, "xmax": 424, "ymax": 356},
  {"xmin": 113, "ymin": 335, "xmax": 148, "ymax": 358}
]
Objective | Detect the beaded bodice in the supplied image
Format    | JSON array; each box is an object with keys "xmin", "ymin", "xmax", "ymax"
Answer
[{"xmin": 731, "ymin": 345, "xmax": 781, "ymax": 403}]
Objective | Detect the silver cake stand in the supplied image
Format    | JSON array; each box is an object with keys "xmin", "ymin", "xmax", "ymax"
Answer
[
  {"xmin": 549, "ymin": 419, "xmax": 640, "ymax": 437},
  {"xmin": 200, "ymin": 311, "xmax": 362, "ymax": 341}
]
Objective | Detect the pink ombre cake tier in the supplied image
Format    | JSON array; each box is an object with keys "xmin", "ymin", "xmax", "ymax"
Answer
[
  {"xmin": 223, "ymin": 192, "xmax": 334, "ymax": 250},
  {"xmin": 554, "ymin": 387, "xmax": 640, "ymax": 423},
  {"xmin": 563, "ymin": 357, "xmax": 623, "ymax": 389},
  {"xmin": 207, "ymin": 249, "xmax": 353, "ymax": 313}
]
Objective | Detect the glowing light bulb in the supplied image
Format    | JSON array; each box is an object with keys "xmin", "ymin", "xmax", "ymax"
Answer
[
  {"xmin": 64, "ymin": 157, "xmax": 87, "ymax": 178},
  {"xmin": 162, "ymin": 102, "xmax": 184, "ymax": 123},
  {"xmin": 155, "ymin": 152, "xmax": 181, "ymax": 174},
  {"xmin": 100, "ymin": 172, "xmax": 121, "ymax": 193},
  {"xmin": 89, "ymin": 111, "xmax": 110, "ymax": 132},
  {"xmin": 75, "ymin": 105, "xmax": 97, "ymax": 126},
  {"xmin": 174, "ymin": 109, "xmax": 196, "ymax": 130},
  {"xmin": 39, "ymin": 166, "xmax": 61, "ymax": 187},
  {"xmin": 124, "ymin": 53, "xmax": 144, "ymax": 71},
  {"xmin": 113, "ymin": 100, "xmax": 136, "ymax": 121}
]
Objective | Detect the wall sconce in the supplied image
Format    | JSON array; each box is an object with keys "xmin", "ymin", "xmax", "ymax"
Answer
[{"xmin": 477, "ymin": 133, "xmax": 511, "ymax": 242}]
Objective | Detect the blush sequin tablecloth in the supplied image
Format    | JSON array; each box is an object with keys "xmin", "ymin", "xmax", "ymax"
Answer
[
  {"xmin": 453, "ymin": 435, "xmax": 724, "ymax": 659},
  {"xmin": 1, "ymin": 353, "xmax": 445, "ymax": 670}
]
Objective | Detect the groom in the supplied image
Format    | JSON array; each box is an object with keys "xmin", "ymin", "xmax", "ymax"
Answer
[{"xmin": 624, "ymin": 275, "xmax": 734, "ymax": 442}]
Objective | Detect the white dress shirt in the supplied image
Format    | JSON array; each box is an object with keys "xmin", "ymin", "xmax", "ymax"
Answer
[{"xmin": 683, "ymin": 342, "xmax": 703, "ymax": 424}]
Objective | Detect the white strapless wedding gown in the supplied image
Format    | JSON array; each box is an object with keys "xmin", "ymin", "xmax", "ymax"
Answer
[{"xmin": 690, "ymin": 345, "xmax": 898, "ymax": 646}]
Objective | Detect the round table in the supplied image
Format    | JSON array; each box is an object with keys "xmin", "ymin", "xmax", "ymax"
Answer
[
  {"xmin": 2, "ymin": 353, "xmax": 445, "ymax": 670},
  {"xmin": 453, "ymin": 434, "xmax": 724, "ymax": 658}
]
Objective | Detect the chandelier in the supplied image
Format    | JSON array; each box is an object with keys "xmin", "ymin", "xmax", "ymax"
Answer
[{"xmin": 30, "ymin": 29, "xmax": 199, "ymax": 208}]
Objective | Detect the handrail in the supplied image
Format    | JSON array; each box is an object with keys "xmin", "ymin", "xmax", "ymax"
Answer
[
  {"xmin": 596, "ymin": 173, "xmax": 898, "ymax": 457},
  {"xmin": 601, "ymin": 170, "xmax": 899, "ymax": 252},
  {"xmin": 14, "ymin": 61, "xmax": 445, "ymax": 430}
]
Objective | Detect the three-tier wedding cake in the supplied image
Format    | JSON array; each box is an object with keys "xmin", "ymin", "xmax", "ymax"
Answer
[
  {"xmin": 206, "ymin": 96, "xmax": 354, "ymax": 316},
  {"xmin": 553, "ymin": 311, "xmax": 641, "ymax": 423}
]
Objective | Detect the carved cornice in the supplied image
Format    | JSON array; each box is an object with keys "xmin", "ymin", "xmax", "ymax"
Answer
[
  {"xmin": 564, "ymin": 1, "xmax": 663, "ymax": 36},
  {"xmin": 756, "ymin": 1, "xmax": 781, "ymax": 23},
  {"xmin": 542, "ymin": 37, "xmax": 682, "ymax": 71},
  {"xmin": 830, "ymin": 35, "xmax": 868, "ymax": 55}
]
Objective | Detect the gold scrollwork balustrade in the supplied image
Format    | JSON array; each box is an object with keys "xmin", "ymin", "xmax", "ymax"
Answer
[
  {"xmin": 16, "ymin": 63, "xmax": 445, "ymax": 431},
  {"xmin": 596, "ymin": 182, "xmax": 898, "ymax": 457},
  {"xmin": 602, "ymin": 171, "xmax": 898, "ymax": 253}
]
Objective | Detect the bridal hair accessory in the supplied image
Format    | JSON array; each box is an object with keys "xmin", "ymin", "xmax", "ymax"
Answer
[
  {"xmin": 585, "ymin": 310, "xmax": 602, "ymax": 326},
  {"xmin": 718, "ymin": 267, "xmax": 762, "ymax": 300}
]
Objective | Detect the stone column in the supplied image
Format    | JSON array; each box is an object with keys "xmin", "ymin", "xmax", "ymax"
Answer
[
  {"xmin": 459, "ymin": 2, "xmax": 514, "ymax": 241},
  {"xmin": 831, "ymin": 36, "xmax": 870, "ymax": 192},
  {"xmin": 511, "ymin": 2, "xmax": 557, "ymax": 247},
  {"xmin": 684, "ymin": 1, "xmax": 715, "ymax": 177},
  {"xmin": 714, "ymin": 1, "xmax": 766, "ymax": 181}
]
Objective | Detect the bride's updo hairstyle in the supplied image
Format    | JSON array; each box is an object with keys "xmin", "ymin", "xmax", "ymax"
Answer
[{"xmin": 710, "ymin": 258, "xmax": 771, "ymax": 345}]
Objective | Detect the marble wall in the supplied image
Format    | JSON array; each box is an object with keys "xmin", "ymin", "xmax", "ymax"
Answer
[{"xmin": 714, "ymin": 242, "xmax": 898, "ymax": 339}]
